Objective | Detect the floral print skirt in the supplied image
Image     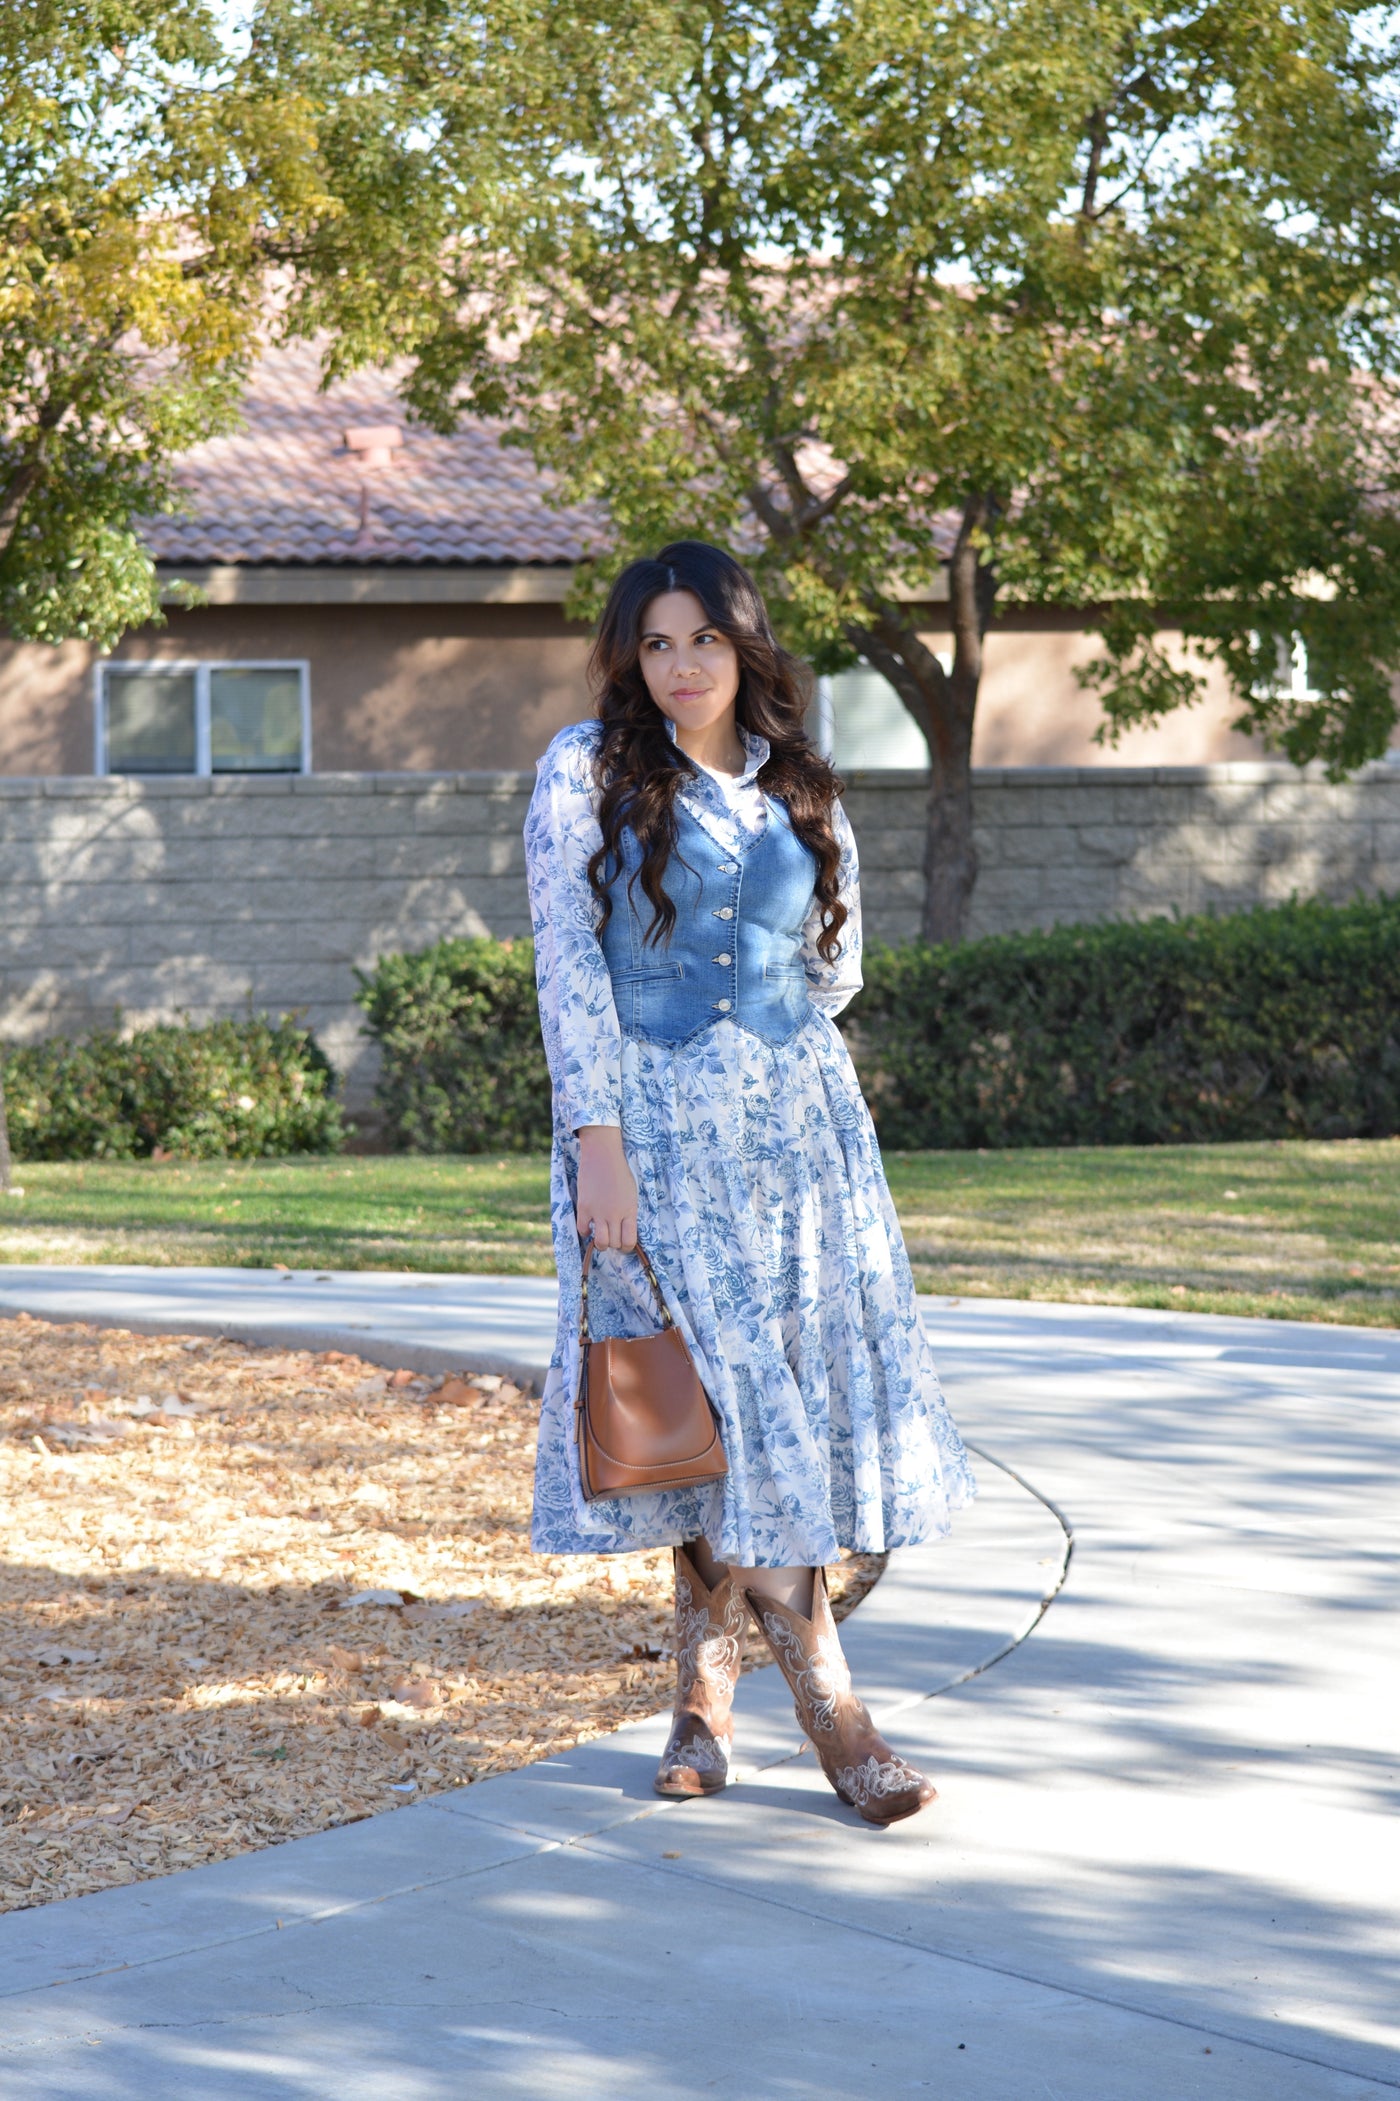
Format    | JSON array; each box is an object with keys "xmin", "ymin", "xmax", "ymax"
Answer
[{"xmin": 531, "ymin": 1012, "xmax": 977, "ymax": 1566}]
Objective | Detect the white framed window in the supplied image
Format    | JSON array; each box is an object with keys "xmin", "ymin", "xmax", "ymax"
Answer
[
  {"xmin": 1250, "ymin": 631, "xmax": 1323, "ymax": 710},
  {"xmin": 1258, "ymin": 635, "xmax": 1400, "ymax": 762},
  {"xmin": 1264, "ymin": 634, "xmax": 1320, "ymax": 706},
  {"xmin": 817, "ymin": 656, "xmax": 943, "ymax": 770},
  {"xmin": 1251, "ymin": 633, "xmax": 1400, "ymax": 764},
  {"xmin": 94, "ymin": 661, "xmax": 311, "ymax": 777}
]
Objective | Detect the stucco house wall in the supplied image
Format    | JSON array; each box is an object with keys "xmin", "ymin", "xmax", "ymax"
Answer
[{"xmin": 1, "ymin": 588, "xmax": 1271, "ymax": 782}]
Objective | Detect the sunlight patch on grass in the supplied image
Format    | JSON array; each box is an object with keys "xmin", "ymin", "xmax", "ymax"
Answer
[{"xmin": 2, "ymin": 1138, "xmax": 1397, "ymax": 1327}]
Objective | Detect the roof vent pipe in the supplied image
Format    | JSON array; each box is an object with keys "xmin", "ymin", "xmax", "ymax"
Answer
[{"xmin": 343, "ymin": 425, "xmax": 403, "ymax": 468}]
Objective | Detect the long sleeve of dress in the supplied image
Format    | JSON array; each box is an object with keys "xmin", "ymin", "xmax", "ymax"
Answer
[
  {"xmin": 800, "ymin": 797, "xmax": 863, "ymax": 1017},
  {"xmin": 524, "ymin": 724, "xmax": 624, "ymax": 1131}
]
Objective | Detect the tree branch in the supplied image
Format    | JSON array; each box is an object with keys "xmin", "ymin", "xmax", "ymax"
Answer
[
  {"xmin": 947, "ymin": 492, "xmax": 994, "ymax": 720},
  {"xmin": 795, "ymin": 468, "xmax": 854, "ymax": 531},
  {"xmin": 0, "ymin": 460, "xmax": 43, "ymax": 559},
  {"xmin": 0, "ymin": 385, "xmax": 81, "ymax": 559},
  {"xmin": 1080, "ymin": 104, "xmax": 1109, "ymax": 222},
  {"xmin": 844, "ymin": 610, "xmax": 949, "ymax": 755},
  {"xmin": 745, "ymin": 473, "xmax": 795, "ymax": 543},
  {"xmin": 769, "ymin": 433, "xmax": 816, "ymax": 514}
]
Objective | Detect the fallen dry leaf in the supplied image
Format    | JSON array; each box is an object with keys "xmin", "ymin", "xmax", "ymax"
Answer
[
  {"xmin": 389, "ymin": 1678, "xmax": 440, "ymax": 1710},
  {"xmin": 124, "ymin": 1395, "xmax": 205, "ymax": 1421},
  {"xmin": 74, "ymin": 1804, "xmax": 137, "ymax": 1831},
  {"xmin": 37, "ymin": 1420, "xmax": 127, "ymax": 1448},
  {"xmin": 326, "ymin": 1646, "xmax": 372, "ymax": 1674},
  {"xmin": 431, "ymin": 1377, "xmax": 481, "ymax": 1407}
]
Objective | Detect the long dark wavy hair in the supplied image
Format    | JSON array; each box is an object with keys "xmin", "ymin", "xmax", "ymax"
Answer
[{"xmin": 585, "ymin": 540, "xmax": 847, "ymax": 960}]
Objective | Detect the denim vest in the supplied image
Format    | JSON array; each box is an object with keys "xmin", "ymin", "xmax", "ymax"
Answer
[{"xmin": 599, "ymin": 799, "xmax": 817, "ymax": 1047}]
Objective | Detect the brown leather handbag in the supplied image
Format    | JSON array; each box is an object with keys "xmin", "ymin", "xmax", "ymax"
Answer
[{"xmin": 574, "ymin": 1235, "xmax": 728, "ymax": 1501}]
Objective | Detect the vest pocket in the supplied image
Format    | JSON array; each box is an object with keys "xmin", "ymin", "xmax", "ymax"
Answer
[{"xmin": 609, "ymin": 961, "xmax": 684, "ymax": 1036}]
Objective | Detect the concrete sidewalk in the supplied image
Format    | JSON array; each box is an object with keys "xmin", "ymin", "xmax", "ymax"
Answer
[
  {"xmin": 0, "ymin": 1271, "xmax": 1396, "ymax": 2097},
  {"xmin": 0, "ymin": 1263, "xmax": 560, "ymax": 1384}
]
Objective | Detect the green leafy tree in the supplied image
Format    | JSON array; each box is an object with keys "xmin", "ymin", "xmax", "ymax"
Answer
[
  {"xmin": 277, "ymin": 0, "xmax": 1400, "ymax": 938},
  {"xmin": 0, "ymin": 1, "xmax": 329, "ymax": 648}
]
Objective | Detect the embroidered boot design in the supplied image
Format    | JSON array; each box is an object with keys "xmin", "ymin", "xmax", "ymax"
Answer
[
  {"xmin": 745, "ymin": 1570, "xmax": 937, "ymax": 1827},
  {"xmin": 654, "ymin": 1545, "xmax": 749, "ymax": 1798}
]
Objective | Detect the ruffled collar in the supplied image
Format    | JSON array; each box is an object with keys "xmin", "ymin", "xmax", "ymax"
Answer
[{"xmin": 666, "ymin": 716, "xmax": 770, "ymax": 784}]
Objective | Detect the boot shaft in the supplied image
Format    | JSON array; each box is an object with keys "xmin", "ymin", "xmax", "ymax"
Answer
[{"xmin": 743, "ymin": 1569, "xmax": 937, "ymax": 1828}]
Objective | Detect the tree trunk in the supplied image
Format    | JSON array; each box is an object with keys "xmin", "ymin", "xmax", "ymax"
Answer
[
  {"xmin": 0, "ymin": 461, "xmax": 41, "ymax": 565},
  {"xmin": 0, "ymin": 1069, "xmax": 12, "ymax": 1194},
  {"xmin": 920, "ymin": 733, "xmax": 978, "ymax": 945},
  {"xmin": 846, "ymin": 499, "xmax": 993, "ymax": 945}
]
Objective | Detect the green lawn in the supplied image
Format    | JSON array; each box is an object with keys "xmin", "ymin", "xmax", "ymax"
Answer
[
  {"xmin": 885, "ymin": 1139, "xmax": 1400, "ymax": 1327},
  {"xmin": 2, "ymin": 1139, "xmax": 1397, "ymax": 1327}
]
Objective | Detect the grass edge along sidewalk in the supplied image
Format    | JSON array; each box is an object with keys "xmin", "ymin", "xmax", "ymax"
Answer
[{"xmin": 1, "ymin": 1138, "xmax": 1397, "ymax": 1330}]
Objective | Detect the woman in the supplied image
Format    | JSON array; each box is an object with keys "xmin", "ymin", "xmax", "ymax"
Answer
[{"xmin": 524, "ymin": 540, "xmax": 976, "ymax": 1827}]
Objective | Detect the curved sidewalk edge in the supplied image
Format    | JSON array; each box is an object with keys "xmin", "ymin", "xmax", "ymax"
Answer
[
  {"xmin": 1, "ymin": 1269, "xmax": 1397, "ymax": 2099},
  {"xmin": 0, "ymin": 1263, "xmax": 562, "ymax": 1387},
  {"xmin": 0, "ymin": 1453, "xmax": 1067, "ymax": 1996}
]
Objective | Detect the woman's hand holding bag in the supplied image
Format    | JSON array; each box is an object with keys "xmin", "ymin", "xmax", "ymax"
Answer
[
  {"xmin": 574, "ymin": 1232, "xmax": 728, "ymax": 1501},
  {"xmin": 575, "ymin": 1125, "xmax": 639, "ymax": 1250}
]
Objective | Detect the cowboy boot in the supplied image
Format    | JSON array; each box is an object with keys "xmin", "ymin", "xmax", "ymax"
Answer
[
  {"xmin": 654, "ymin": 1544, "xmax": 749, "ymax": 1798},
  {"xmin": 744, "ymin": 1569, "xmax": 937, "ymax": 1827}
]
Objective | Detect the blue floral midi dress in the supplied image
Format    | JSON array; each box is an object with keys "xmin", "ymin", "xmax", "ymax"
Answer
[{"xmin": 525, "ymin": 718, "xmax": 976, "ymax": 1566}]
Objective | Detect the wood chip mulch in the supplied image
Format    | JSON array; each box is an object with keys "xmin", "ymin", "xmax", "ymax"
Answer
[{"xmin": 0, "ymin": 1313, "xmax": 882, "ymax": 1913}]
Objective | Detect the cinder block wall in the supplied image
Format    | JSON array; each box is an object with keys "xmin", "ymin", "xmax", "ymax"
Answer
[
  {"xmin": 0, "ymin": 773, "xmax": 536, "ymax": 1112},
  {"xmin": 2, "ymin": 762, "xmax": 1397, "ymax": 1113},
  {"xmin": 845, "ymin": 761, "xmax": 1400, "ymax": 945}
]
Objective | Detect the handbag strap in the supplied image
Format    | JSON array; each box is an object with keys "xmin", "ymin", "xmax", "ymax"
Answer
[{"xmin": 578, "ymin": 1231, "xmax": 674, "ymax": 1348}]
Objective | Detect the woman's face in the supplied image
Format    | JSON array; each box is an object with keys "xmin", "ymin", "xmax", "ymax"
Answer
[{"xmin": 637, "ymin": 589, "xmax": 741, "ymax": 735}]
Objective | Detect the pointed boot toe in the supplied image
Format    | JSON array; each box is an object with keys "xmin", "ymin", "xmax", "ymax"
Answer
[
  {"xmin": 834, "ymin": 1751, "xmax": 938, "ymax": 1827},
  {"xmin": 744, "ymin": 1570, "xmax": 939, "ymax": 1828},
  {"xmin": 655, "ymin": 1712, "xmax": 732, "ymax": 1797}
]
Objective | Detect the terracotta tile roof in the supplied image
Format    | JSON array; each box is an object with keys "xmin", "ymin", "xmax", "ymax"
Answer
[{"xmin": 144, "ymin": 340, "xmax": 603, "ymax": 567}]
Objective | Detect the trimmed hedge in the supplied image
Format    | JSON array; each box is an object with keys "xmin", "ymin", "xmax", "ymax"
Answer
[
  {"xmin": 1, "ymin": 1016, "xmax": 343, "ymax": 1161},
  {"xmin": 356, "ymin": 937, "xmax": 552, "ymax": 1152},
  {"xmin": 355, "ymin": 898, "xmax": 1400, "ymax": 1155},
  {"xmin": 845, "ymin": 896, "xmax": 1400, "ymax": 1149}
]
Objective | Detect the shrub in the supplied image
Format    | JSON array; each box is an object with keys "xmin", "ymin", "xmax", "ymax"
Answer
[
  {"xmin": 356, "ymin": 937, "xmax": 551, "ymax": 1152},
  {"xmin": 843, "ymin": 896, "xmax": 1400, "ymax": 1149},
  {"xmin": 2, "ymin": 1015, "xmax": 343, "ymax": 1161},
  {"xmin": 355, "ymin": 900, "xmax": 1400, "ymax": 1154}
]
